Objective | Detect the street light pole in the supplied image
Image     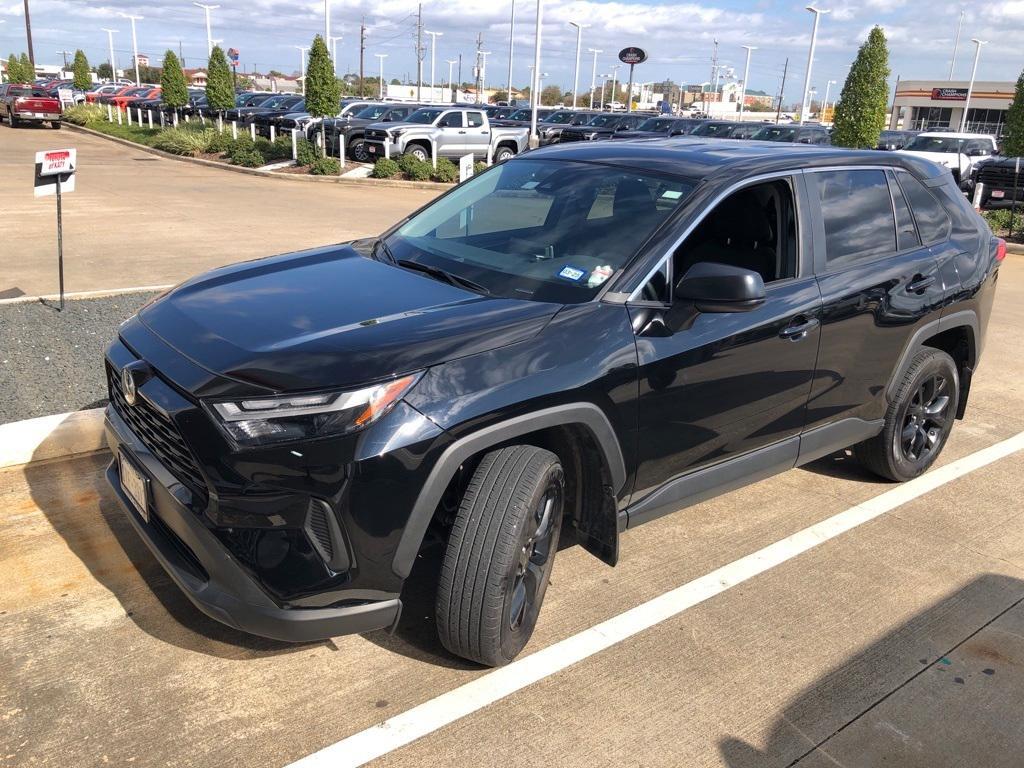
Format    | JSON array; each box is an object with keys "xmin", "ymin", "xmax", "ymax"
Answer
[
  {"xmin": 506, "ymin": 0, "xmax": 515, "ymax": 104},
  {"xmin": 598, "ymin": 73, "xmax": 609, "ymax": 109},
  {"xmin": 324, "ymin": 0, "xmax": 330, "ymax": 47},
  {"xmin": 610, "ymin": 65, "xmax": 620, "ymax": 109},
  {"xmin": 102, "ymin": 28, "xmax": 117, "ymax": 82},
  {"xmin": 329, "ymin": 36, "xmax": 343, "ymax": 77},
  {"xmin": 375, "ymin": 53, "xmax": 388, "ymax": 99},
  {"xmin": 948, "ymin": 7, "xmax": 965, "ymax": 80},
  {"xmin": 192, "ymin": 3, "xmax": 218, "ymax": 57},
  {"xmin": 425, "ymin": 30, "xmax": 442, "ymax": 100},
  {"xmin": 568, "ymin": 21, "xmax": 588, "ymax": 109},
  {"xmin": 119, "ymin": 13, "xmax": 143, "ymax": 86},
  {"xmin": 799, "ymin": 5, "xmax": 829, "ymax": 125},
  {"xmin": 446, "ymin": 58, "xmax": 457, "ymax": 102},
  {"xmin": 822, "ymin": 78, "xmax": 836, "ymax": 122},
  {"xmin": 586, "ymin": 47, "xmax": 601, "ymax": 109},
  {"xmin": 959, "ymin": 38, "xmax": 987, "ymax": 132},
  {"xmin": 529, "ymin": 0, "xmax": 543, "ymax": 144},
  {"xmin": 738, "ymin": 45, "xmax": 756, "ymax": 120},
  {"xmin": 293, "ymin": 45, "xmax": 309, "ymax": 95},
  {"xmin": 479, "ymin": 50, "xmax": 492, "ymax": 101}
]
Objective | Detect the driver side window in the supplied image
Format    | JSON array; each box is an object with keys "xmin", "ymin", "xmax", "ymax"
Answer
[{"xmin": 438, "ymin": 112, "xmax": 462, "ymax": 128}]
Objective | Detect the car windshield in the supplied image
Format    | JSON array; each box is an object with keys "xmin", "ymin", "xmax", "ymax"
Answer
[
  {"xmin": 637, "ymin": 118, "xmax": 674, "ymax": 132},
  {"xmin": 355, "ymin": 104, "xmax": 389, "ymax": 119},
  {"xmin": 752, "ymin": 125, "xmax": 797, "ymax": 141},
  {"xmin": 544, "ymin": 111, "xmax": 576, "ymax": 124},
  {"xmin": 587, "ymin": 114, "xmax": 618, "ymax": 127},
  {"xmin": 904, "ymin": 135, "xmax": 976, "ymax": 153},
  {"xmin": 507, "ymin": 109, "xmax": 532, "ymax": 120},
  {"xmin": 406, "ymin": 108, "xmax": 444, "ymax": 124},
  {"xmin": 260, "ymin": 96, "xmax": 288, "ymax": 107},
  {"xmin": 386, "ymin": 159, "xmax": 695, "ymax": 304}
]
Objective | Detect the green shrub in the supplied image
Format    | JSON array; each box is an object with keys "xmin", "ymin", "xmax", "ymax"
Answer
[
  {"xmin": 983, "ymin": 208, "xmax": 1015, "ymax": 233},
  {"xmin": 226, "ymin": 135, "xmax": 258, "ymax": 164},
  {"xmin": 309, "ymin": 156, "xmax": 341, "ymax": 175},
  {"xmin": 431, "ymin": 157, "xmax": 458, "ymax": 183},
  {"xmin": 397, "ymin": 152, "xmax": 424, "ymax": 175},
  {"xmin": 473, "ymin": 161, "xmax": 489, "ymax": 176},
  {"xmin": 370, "ymin": 158, "xmax": 400, "ymax": 179},
  {"xmin": 267, "ymin": 136, "xmax": 294, "ymax": 161},
  {"xmin": 152, "ymin": 127, "xmax": 212, "ymax": 156},
  {"xmin": 206, "ymin": 130, "xmax": 233, "ymax": 153},
  {"xmin": 230, "ymin": 144, "xmax": 265, "ymax": 168},
  {"xmin": 296, "ymin": 138, "xmax": 319, "ymax": 166},
  {"xmin": 62, "ymin": 103, "xmax": 105, "ymax": 126}
]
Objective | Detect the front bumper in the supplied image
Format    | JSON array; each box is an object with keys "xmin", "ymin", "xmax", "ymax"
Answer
[
  {"xmin": 104, "ymin": 407, "xmax": 402, "ymax": 642},
  {"xmin": 364, "ymin": 138, "xmax": 401, "ymax": 159}
]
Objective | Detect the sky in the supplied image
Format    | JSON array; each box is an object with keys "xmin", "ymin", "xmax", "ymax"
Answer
[{"xmin": 0, "ymin": 0, "xmax": 1021, "ymax": 104}]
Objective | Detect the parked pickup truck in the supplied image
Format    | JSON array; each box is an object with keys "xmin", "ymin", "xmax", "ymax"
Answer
[
  {"xmin": 320, "ymin": 102, "xmax": 420, "ymax": 162},
  {"xmin": 970, "ymin": 156, "xmax": 1024, "ymax": 207},
  {"xmin": 363, "ymin": 106, "xmax": 529, "ymax": 163},
  {"xmin": 0, "ymin": 83, "xmax": 62, "ymax": 128}
]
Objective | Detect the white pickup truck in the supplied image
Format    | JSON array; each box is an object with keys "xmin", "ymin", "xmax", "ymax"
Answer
[{"xmin": 363, "ymin": 106, "xmax": 529, "ymax": 164}]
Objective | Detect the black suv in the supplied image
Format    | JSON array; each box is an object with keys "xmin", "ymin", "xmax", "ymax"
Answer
[{"xmin": 104, "ymin": 141, "xmax": 1003, "ymax": 666}]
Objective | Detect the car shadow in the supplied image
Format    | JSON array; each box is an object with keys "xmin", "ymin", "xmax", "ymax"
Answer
[
  {"xmin": 23, "ymin": 438, "xmax": 320, "ymax": 659},
  {"xmin": 798, "ymin": 447, "xmax": 891, "ymax": 483},
  {"xmin": 717, "ymin": 573, "xmax": 1024, "ymax": 767}
]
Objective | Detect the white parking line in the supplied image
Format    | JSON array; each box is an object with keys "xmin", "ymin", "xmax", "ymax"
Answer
[{"xmin": 286, "ymin": 431, "xmax": 1024, "ymax": 768}]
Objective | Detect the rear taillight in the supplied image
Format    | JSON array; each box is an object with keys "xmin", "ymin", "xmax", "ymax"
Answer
[{"xmin": 996, "ymin": 238, "xmax": 1007, "ymax": 262}]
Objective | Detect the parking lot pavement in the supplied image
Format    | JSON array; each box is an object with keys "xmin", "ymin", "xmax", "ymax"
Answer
[
  {"xmin": 1, "ymin": 257, "xmax": 1023, "ymax": 768},
  {"xmin": 0, "ymin": 123, "xmax": 438, "ymax": 298}
]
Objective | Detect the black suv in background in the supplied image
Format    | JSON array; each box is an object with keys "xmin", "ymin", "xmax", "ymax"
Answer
[
  {"xmin": 104, "ymin": 141, "xmax": 1002, "ymax": 667},
  {"xmin": 751, "ymin": 123, "xmax": 831, "ymax": 144},
  {"xmin": 322, "ymin": 103, "xmax": 419, "ymax": 161},
  {"xmin": 560, "ymin": 112, "xmax": 645, "ymax": 141}
]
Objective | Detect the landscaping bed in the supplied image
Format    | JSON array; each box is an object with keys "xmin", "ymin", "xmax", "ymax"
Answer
[{"xmin": 981, "ymin": 208, "xmax": 1024, "ymax": 244}]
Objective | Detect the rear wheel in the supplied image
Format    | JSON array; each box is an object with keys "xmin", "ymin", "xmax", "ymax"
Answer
[
  {"xmin": 436, "ymin": 445, "xmax": 565, "ymax": 666},
  {"xmin": 50, "ymin": 120, "xmax": 61, "ymax": 130},
  {"xmin": 855, "ymin": 348, "xmax": 958, "ymax": 481}
]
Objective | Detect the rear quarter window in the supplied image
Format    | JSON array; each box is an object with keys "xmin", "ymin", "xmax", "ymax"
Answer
[{"xmin": 896, "ymin": 170, "xmax": 951, "ymax": 245}]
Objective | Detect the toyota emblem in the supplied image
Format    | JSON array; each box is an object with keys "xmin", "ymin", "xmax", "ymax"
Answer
[
  {"xmin": 122, "ymin": 366, "xmax": 137, "ymax": 406},
  {"xmin": 120, "ymin": 361, "xmax": 152, "ymax": 406}
]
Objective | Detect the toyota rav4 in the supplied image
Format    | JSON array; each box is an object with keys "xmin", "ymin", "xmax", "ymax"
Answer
[{"xmin": 104, "ymin": 140, "xmax": 1003, "ymax": 666}]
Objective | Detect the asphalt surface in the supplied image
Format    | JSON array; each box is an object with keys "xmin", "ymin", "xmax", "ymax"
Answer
[
  {"xmin": 0, "ymin": 292, "xmax": 157, "ymax": 424},
  {"xmin": 1, "ymin": 257, "xmax": 1023, "ymax": 768},
  {"xmin": 0, "ymin": 121, "xmax": 438, "ymax": 298}
]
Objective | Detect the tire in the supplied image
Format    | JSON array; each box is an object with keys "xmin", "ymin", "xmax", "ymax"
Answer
[
  {"xmin": 51, "ymin": 121, "xmax": 61, "ymax": 130},
  {"xmin": 9, "ymin": 113, "xmax": 19, "ymax": 128},
  {"xmin": 494, "ymin": 145, "xmax": 515, "ymax": 162},
  {"xmin": 405, "ymin": 144, "xmax": 429, "ymax": 163},
  {"xmin": 350, "ymin": 138, "xmax": 370, "ymax": 163},
  {"xmin": 436, "ymin": 445, "xmax": 565, "ymax": 667},
  {"xmin": 855, "ymin": 348, "xmax": 959, "ymax": 482}
]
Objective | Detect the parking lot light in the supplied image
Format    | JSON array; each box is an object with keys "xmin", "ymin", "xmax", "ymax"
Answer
[
  {"xmin": 959, "ymin": 38, "xmax": 987, "ymax": 132},
  {"xmin": 192, "ymin": 3, "xmax": 219, "ymax": 57},
  {"xmin": 529, "ymin": 0, "xmax": 543, "ymax": 145},
  {"xmin": 425, "ymin": 30, "xmax": 442, "ymax": 101},
  {"xmin": 587, "ymin": 48, "xmax": 601, "ymax": 110},
  {"xmin": 799, "ymin": 6, "xmax": 829, "ymax": 126},
  {"xmin": 739, "ymin": 45, "xmax": 756, "ymax": 120},
  {"xmin": 374, "ymin": 53, "xmax": 388, "ymax": 100},
  {"xmin": 330, "ymin": 35, "xmax": 343, "ymax": 77},
  {"xmin": 293, "ymin": 45, "xmax": 309, "ymax": 95},
  {"xmin": 118, "ymin": 12, "xmax": 143, "ymax": 86},
  {"xmin": 101, "ymin": 27, "xmax": 117, "ymax": 83},
  {"xmin": 569, "ymin": 22, "xmax": 589, "ymax": 109}
]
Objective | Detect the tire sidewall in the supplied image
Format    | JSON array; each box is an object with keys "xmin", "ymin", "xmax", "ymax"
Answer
[
  {"xmin": 350, "ymin": 138, "xmax": 369, "ymax": 162},
  {"xmin": 407, "ymin": 145, "xmax": 428, "ymax": 162},
  {"xmin": 889, "ymin": 352, "xmax": 959, "ymax": 480},
  {"xmin": 495, "ymin": 147, "xmax": 514, "ymax": 163},
  {"xmin": 498, "ymin": 463, "xmax": 565, "ymax": 662}
]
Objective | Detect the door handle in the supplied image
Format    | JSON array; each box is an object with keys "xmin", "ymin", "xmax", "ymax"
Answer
[
  {"xmin": 457, "ymin": 130, "xmax": 466, "ymax": 134},
  {"xmin": 907, "ymin": 275, "xmax": 936, "ymax": 293},
  {"xmin": 779, "ymin": 316, "xmax": 820, "ymax": 341}
]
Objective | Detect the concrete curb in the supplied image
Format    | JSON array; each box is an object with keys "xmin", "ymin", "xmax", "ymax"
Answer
[
  {"xmin": 0, "ymin": 409, "xmax": 107, "ymax": 470},
  {"xmin": 63, "ymin": 123, "xmax": 447, "ymax": 191},
  {"xmin": 0, "ymin": 284, "xmax": 171, "ymax": 306}
]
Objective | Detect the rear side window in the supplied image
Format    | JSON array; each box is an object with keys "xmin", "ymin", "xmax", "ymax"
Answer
[
  {"xmin": 896, "ymin": 170, "xmax": 951, "ymax": 245},
  {"xmin": 467, "ymin": 112, "xmax": 484, "ymax": 127},
  {"xmin": 812, "ymin": 170, "xmax": 896, "ymax": 267},
  {"xmin": 887, "ymin": 171, "xmax": 920, "ymax": 251}
]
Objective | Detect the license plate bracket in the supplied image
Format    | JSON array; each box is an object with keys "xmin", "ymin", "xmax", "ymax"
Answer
[
  {"xmin": 991, "ymin": 190, "xmax": 1005, "ymax": 199},
  {"xmin": 119, "ymin": 452, "xmax": 150, "ymax": 522}
]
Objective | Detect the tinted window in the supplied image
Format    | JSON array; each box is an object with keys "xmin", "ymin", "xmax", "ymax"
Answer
[
  {"xmin": 813, "ymin": 170, "xmax": 896, "ymax": 267},
  {"xmin": 896, "ymin": 170, "xmax": 951, "ymax": 245},
  {"xmin": 888, "ymin": 172, "xmax": 920, "ymax": 251}
]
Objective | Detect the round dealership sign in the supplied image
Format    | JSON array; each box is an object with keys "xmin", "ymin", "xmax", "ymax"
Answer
[{"xmin": 618, "ymin": 47, "xmax": 648, "ymax": 65}]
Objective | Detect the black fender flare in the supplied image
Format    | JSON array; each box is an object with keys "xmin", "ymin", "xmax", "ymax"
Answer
[
  {"xmin": 886, "ymin": 309, "xmax": 979, "ymax": 400},
  {"xmin": 391, "ymin": 403, "xmax": 628, "ymax": 578}
]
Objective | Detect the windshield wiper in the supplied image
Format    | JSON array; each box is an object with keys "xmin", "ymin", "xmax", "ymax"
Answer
[
  {"xmin": 373, "ymin": 238, "xmax": 397, "ymax": 264},
  {"xmin": 396, "ymin": 259, "xmax": 490, "ymax": 295}
]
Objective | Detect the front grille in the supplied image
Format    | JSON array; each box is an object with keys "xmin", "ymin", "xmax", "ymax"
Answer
[
  {"xmin": 107, "ymin": 362, "xmax": 208, "ymax": 501},
  {"xmin": 978, "ymin": 165, "xmax": 1023, "ymax": 189},
  {"xmin": 365, "ymin": 129, "xmax": 388, "ymax": 141},
  {"xmin": 559, "ymin": 131, "xmax": 587, "ymax": 142}
]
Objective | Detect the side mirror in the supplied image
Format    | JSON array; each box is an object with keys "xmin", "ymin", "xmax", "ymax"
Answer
[{"xmin": 675, "ymin": 262, "xmax": 766, "ymax": 313}]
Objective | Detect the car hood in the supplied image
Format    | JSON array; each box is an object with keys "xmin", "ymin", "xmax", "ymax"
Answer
[{"xmin": 138, "ymin": 243, "xmax": 560, "ymax": 393}]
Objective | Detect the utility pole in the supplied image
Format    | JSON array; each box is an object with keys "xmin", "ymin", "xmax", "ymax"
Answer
[
  {"xmin": 506, "ymin": 0, "xmax": 515, "ymax": 104},
  {"xmin": 775, "ymin": 56, "xmax": 788, "ymax": 124},
  {"xmin": 474, "ymin": 32, "xmax": 484, "ymax": 102},
  {"xmin": 23, "ymin": 0, "xmax": 35, "ymax": 66},
  {"xmin": 415, "ymin": 3, "xmax": 424, "ymax": 101},
  {"xmin": 102, "ymin": 28, "xmax": 117, "ymax": 82},
  {"xmin": 57, "ymin": 49, "xmax": 71, "ymax": 70},
  {"xmin": 359, "ymin": 17, "xmax": 366, "ymax": 97}
]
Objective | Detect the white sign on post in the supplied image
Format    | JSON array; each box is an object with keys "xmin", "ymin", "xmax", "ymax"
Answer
[
  {"xmin": 57, "ymin": 88, "xmax": 73, "ymax": 106},
  {"xmin": 459, "ymin": 153, "xmax": 474, "ymax": 182},
  {"xmin": 34, "ymin": 149, "xmax": 77, "ymax": 197}
]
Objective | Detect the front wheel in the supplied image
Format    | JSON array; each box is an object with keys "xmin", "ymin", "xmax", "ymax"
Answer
[
  {"xmin": 436, "ymin": 445, "xmax": 565, "ymax": 666},
  {"xmin": 349, "ymin": 138, "xmax": 370, "ymax": 163},
  {"xmin": 404, "ymin": 144, "xmax": 429, "ymax": 163},
  {"xmin": 855, "ymin": 348, "xmax": 959, "ymax": 481},
  {"xmin": 493, "ymin": 145, "xmax": 515, "ymax": 163}
]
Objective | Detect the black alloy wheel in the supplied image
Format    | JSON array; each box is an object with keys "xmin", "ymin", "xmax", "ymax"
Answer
[{"xmin": 899, "ymin": 373, "xmax": 953, "ymax": 464}]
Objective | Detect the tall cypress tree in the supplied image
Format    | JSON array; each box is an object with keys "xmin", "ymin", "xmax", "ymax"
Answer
[
  {"xmin": 205, "ymin": 45, "xmax": 234, "ymax": 113},
  {"xmin": 1003, "ymin": 69, "xmax": 1024, "ymax": 158},
  {"xmin": 304, "ymin": 35, "xmax": 341, "ymax": 154},
  {"xmin": 160, "ymin": 50, "xmax": 189, "ymax": 110},
  {"xmin": 72, "ymin": 50, "xmax": 91, "ymax": 90},
  {"xmin": 831, "ymin": 26, "xmax": 891, "ymax": 149},
  {"xmin": 19, "ymin": 53, "xmax": 34, "ymax": 83},
  {"xmin": 5, "ymin": 54, "xmax": 22, "ymax": 83}
]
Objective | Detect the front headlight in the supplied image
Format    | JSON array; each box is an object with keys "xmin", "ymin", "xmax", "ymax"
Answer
[
  {"xmin": 390, "ymin": 128, "xmax": 407, "ymax": 138},
  {"xmin": 207, "ymin": 373, "xmax": 421, "ymax": 447}
]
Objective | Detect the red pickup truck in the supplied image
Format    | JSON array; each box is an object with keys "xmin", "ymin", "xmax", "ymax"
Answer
[{"xmin": 0, "ymin": 83, "xmax": 62, "ymax": 129}]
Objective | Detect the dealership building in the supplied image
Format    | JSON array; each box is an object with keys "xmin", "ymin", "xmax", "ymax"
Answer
[{"xmin": 890, "ymin": 80, "xmax": 1015, "ymax": 136}]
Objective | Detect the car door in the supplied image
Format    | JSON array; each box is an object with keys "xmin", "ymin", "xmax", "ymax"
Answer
[
  {"xmin": 464, "ymin": 110, "xmax": 491, "ymax": 159},
  {"xmin": 436, "ymin": 110, "xmax": 466, "ymax": 156},
  {"xmin": 627, "ymin": 173, "xmax": 822, "ymax": 503},
  {"xmin": 805, "ymin": 167, "xmax": 944, "ymax": 432}
]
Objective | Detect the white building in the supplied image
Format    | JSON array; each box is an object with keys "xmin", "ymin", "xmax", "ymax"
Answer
[{"xmin": 890, "ymin": 80, "xmax": 1015, "ymax": 136}]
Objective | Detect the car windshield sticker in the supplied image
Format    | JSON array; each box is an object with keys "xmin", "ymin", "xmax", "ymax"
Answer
[
  {"xmin": 661, "ymin": 189, "xmax": 683, "ymax": 199},
  {"xmin": 587, "ymin": 265, "xmax": 613, "ymax": 288},
  {"xmin": 558, "ymin": 265, "xmax": 586, "ymax": 282}
]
